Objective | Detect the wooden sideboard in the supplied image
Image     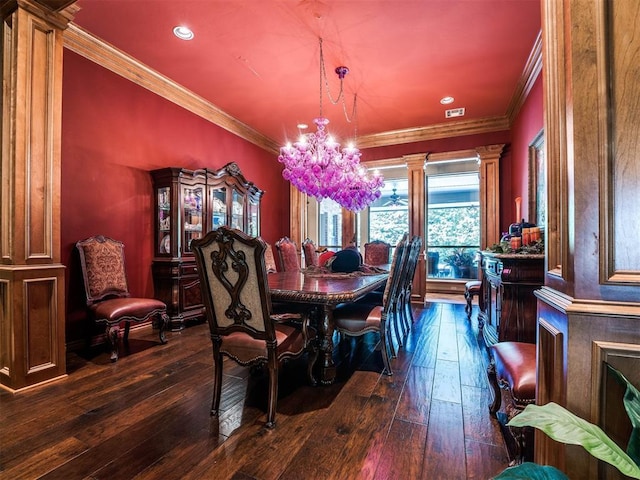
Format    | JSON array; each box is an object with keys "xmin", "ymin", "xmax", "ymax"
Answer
[{"xmin": 479, "ymin": 252, "xmax": 545, "ymax": 347}]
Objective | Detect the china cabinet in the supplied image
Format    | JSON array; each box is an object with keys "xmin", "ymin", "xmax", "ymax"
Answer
[{"xmin": 151, "ymin": 162, "xmax": 263, "ymax": 329}]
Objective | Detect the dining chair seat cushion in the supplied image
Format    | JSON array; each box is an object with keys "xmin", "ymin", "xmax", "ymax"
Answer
[
  {"xmin": 90, "ymin": 297, "xmax": 167, "ymax": 324},
  {"xmin": 491, "ymin": 341, "xmax": 536, "ymax": 402},
  {"xmin": 220, "ymin": 322, "xmax": 310, "ymax": 363},
  {"xmin": 333, "ymin": 304, "xmax": 382, "ymax": 332}
]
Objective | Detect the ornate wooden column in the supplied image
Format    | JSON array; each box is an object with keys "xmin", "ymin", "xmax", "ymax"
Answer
[
  {"xmin": 405, "ymin": 153, "xmax": 426, "ymax": 303},
  {"xmin": 534, "ymin": 1, "xmax": 640, "ymax": 478},
  {"xmin": 0, "ymin": 0, "xmax": 77, "ymax": 391},
  {"xmin": 476, "ymin": 144, "xmax": 504, "ymax": 249}
]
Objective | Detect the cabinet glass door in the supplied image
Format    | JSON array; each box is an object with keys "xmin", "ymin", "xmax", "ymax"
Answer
[
  {"xmin": 248, "ymin": 197, "xmax": 259, "ymax": 236},
  {"xmin": 182, "ymin": 185, "xmax": 203, "ymax": 253},
  {"xmin": 158, "ymin": 187, "xmax": 171, "ymax": 254},
  {"xmin": 210, "ymin": 187, "xmax": 227, "ymax": 229},
  {"xmin": 231, "ymin": 189, "xmax": 244, "ymax": 231}
]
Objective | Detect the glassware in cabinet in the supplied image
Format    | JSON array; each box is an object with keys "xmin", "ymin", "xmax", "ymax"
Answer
[
  {"xmin": 182, "ymin": 185, "xmax": 203, "ymax": 253},
  {"xmin": 210, "ymin": 187, "xmax": 227, "ymax": 229},
  {"xmin": 157, "ymin": 186, "xmax": 171, "ymax": 255},
  {"xmin": 231, "ymin": 189, "xmax": 244, "ymax": 230}
]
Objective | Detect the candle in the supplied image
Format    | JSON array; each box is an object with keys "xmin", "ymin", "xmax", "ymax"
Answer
[{"xmin": 515, "ymin": 197, "xmax": 522, "ymax": 222}]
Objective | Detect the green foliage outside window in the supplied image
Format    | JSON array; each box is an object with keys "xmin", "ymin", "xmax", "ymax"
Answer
[
  {"xmin": 428, "ymin": 205, "xmax": 480, "ymax": 247},
  {"xmin": 369, "ymin": 209, "xmax": 409, "ymax": 247}
]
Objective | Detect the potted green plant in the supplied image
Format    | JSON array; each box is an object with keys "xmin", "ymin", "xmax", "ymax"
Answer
[
  {"xmin": 494, "ymin": 364, "xmax": 640, "ymax": 479},
  {"xmin": 444, "ymin": 248, "xmax": 475, "ymax": 278}
]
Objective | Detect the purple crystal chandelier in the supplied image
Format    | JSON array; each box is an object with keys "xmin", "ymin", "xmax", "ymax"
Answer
[{"xmin": 278, "ymin": 39, "xmax": 383, "ymax": 212}]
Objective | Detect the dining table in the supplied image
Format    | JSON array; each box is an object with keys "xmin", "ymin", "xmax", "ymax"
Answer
[{"xmin": 268, "ymin": 267, "xmax": 389, "ymax": 385}]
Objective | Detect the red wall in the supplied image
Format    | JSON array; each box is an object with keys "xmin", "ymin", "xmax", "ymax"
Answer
[
  {"xmin": 508, "ymin": 75, "xmax": 544, "ymax": 224},
  {"xmin": 61, "ymin": 51, "xmax": 288, "ymax": 343}
]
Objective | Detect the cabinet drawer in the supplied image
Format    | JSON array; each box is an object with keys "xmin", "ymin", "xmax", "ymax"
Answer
[{"xmin": 181, "ymin": 264, "xmax": 199, "ymax": 276}]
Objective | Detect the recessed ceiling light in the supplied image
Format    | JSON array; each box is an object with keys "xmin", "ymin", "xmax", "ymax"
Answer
[
  {"xmin": 173, "ymin": 26, "xmax": 194, "ymax": 41},
  {"xmin": 440, "ymin": 96, "xmax": 455, "ymax": 105}
]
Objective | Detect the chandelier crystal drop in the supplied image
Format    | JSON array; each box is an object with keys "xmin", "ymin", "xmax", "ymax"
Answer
[{"xmin": 278, "ymin": 38, "xmax": 383, "ymax": 212}]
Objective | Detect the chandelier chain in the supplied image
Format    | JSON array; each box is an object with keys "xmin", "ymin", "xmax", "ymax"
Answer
[{"xmin": 319, "ymin": 38, "xmax": 355, "ymax": 123}]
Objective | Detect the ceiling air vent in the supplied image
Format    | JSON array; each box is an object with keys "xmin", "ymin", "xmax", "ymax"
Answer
[{"xmin": 445, "ymin": 107, "xmax": 465, "ymax": 118}]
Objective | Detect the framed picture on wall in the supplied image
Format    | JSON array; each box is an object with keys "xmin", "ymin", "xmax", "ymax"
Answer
[{"xmin": 528, "ymin": 129, "xmax": 546, "ymax": 227}]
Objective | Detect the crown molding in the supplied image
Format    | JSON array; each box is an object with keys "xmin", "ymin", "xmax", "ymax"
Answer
[
  {"xmin": 63, "ymin": 23, "xmax": 281, "ymax": 154},
  {"xmin": 506, "ymin": 30, "xmax": 543, "ymax": 124},
  {"xmin": 356, "ymin": 116, "xmax": 510, "ymax": 150}
]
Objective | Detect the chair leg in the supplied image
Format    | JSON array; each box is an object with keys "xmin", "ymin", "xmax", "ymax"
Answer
[
  {"xmin": 306, "ymin": 343, "xmax": 319, "ymax": 387},
  {"xmin": 265, "ymin": 353, "xmax": 278, "ymax": 429},
  {"xmin": 465, "ymin": 290, "xmax": 473, "ymax": 320},
  {"xmin": 487, "ymin": 362, "xmax": 502, "ymax": 415},
  {"xmin": 106, "ymin": 324, "xmax": 119, "ymax": 362},
  {"xmin": 123, "ymin": 321, "xmax": 131, "ymax": 344},
  {"xmin": 394, "ymin": 298, "xmax": 404, "ymax": 349},
  {"xmin": 402, "ymin": 292, "xmax": 412, "ymax": 339},
  {"xmin": 158, "ymin": 312, "xmax": 169, "ymax": 344},
  {"xmin": 210, "ymin": 346, "xmax": 223, "ymax": 417},
  {"xmin": 388, "ymin": 310, "xmax": 399, "ymax": 359},
  {"xmin": 380, "ymin": 320, "xmax": 393, "ymax": 376}
]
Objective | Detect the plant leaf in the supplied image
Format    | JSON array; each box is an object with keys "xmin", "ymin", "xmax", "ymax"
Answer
[
  {"xmin": 606, "ymin": 363, "xmax": 640, "ymax": 465},
  {"xmin": 492, "ymin": 462, "xmax": 568, "ymax": 479},
  {"xmin": 508, "ymin": 402, "xmax": 640, "ymax": 479}
]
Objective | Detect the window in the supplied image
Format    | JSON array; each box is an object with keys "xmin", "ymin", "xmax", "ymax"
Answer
[
  {"xmin": 319, "ymin": 198, "xmax": 342, "ymax": 250},
  {"xmin": 368, "ymin": 180, "xmax": 409, "ymax": 253},
  {"xmin": 426, "ymin": 171, "xmax": 480, "ymax": 279}
]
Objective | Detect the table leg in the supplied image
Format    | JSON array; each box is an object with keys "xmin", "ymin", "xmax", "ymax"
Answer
[{"xmin": 317, "ymin": 304, "xmax": 336, "ymax": 384}]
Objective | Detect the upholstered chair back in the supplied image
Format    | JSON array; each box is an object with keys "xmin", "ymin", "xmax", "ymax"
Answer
[
  {"xmin": 192, "ymin": 227, "xmax": 273, "ymax": 340},
  {"xmin": 275, "ymin": 236, "xmax": 301, "ymax": 272},
  {"xmin": 302, "ymin": 238, "xmax": 319, "ymax": 267},
  {"xmin": 76, "ymin": 235, "xmax": 130, "ymax": 305},
  {"xmin": 382, "ymin": 234, "xmax": 409, "ymax": 306},
  {"xmin": 264, "ymin": 242, "xmax": 278, "ymax": 273},
  {"xmin": 364, "ymin": 240, "xmax": 391, "ymax": 266}
]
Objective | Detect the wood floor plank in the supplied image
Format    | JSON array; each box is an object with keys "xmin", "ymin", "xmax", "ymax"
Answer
[
  {"xmin": 464, "ymin": 438, "xmax": 509, "ymax": 479},
  {"xmin": 421, "ymin": 399, "xmax": 467, "ymax": 480},
  {"xmin": 373, "ymin": 418, "xmax": 428, "ymax": 480},
  {"xmin": 0, "ymin": 302, "xmax": 511, "ymax": 479},
  {"xmin": 462, "ymin": 385, "xmax": 505, "ymax": 447},
  {"xmin": 431, "ymin": 359, "xmax": 462, "ymax": 404}
]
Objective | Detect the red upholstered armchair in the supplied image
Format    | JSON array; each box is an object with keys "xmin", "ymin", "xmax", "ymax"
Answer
[
  {"xmin": 302, "ymin": 238, "xmax": 319, "ymax": 267},
  {"xmin": 364, "ymin": 240, "xmax": 391, "ymax": 266},
  {"xmin": 275, "ymin": 236, "xmax": 301, "ymax": 272},
  {"xmin": 76, "ymin": 235, "xmax": 169, "ymax": 362}
]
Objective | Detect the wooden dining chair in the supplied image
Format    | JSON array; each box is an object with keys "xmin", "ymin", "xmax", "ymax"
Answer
[
  {"xmin": 191, "ymin": 226, "xmax": 317, "ymax": 428},
  {"xmin": 364, "ymin": 240, "xmax": 391, "ymax": 266},
  {"xmin": 302, "ymin": 238, "xmax": 319, "ymax": 267},
  {"xmin": 398, "ymin": 235, "xmax": 423, "ymax": 342},
  {"xmin": 275, "ymin": 236, "xmax": 301, "ymax": 271},
  {"xmin": 332, "ymin": 234, "xmax": 409, "ymax": 375},
  {"xmin": 76, "ymin": 235, "xmax": 169, "ymax": 362}
]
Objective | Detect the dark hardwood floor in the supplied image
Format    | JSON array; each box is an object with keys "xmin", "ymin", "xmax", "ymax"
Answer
[{"xmin": 0, "ymin": 300, "xmax": 509, "ymax": 479}]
